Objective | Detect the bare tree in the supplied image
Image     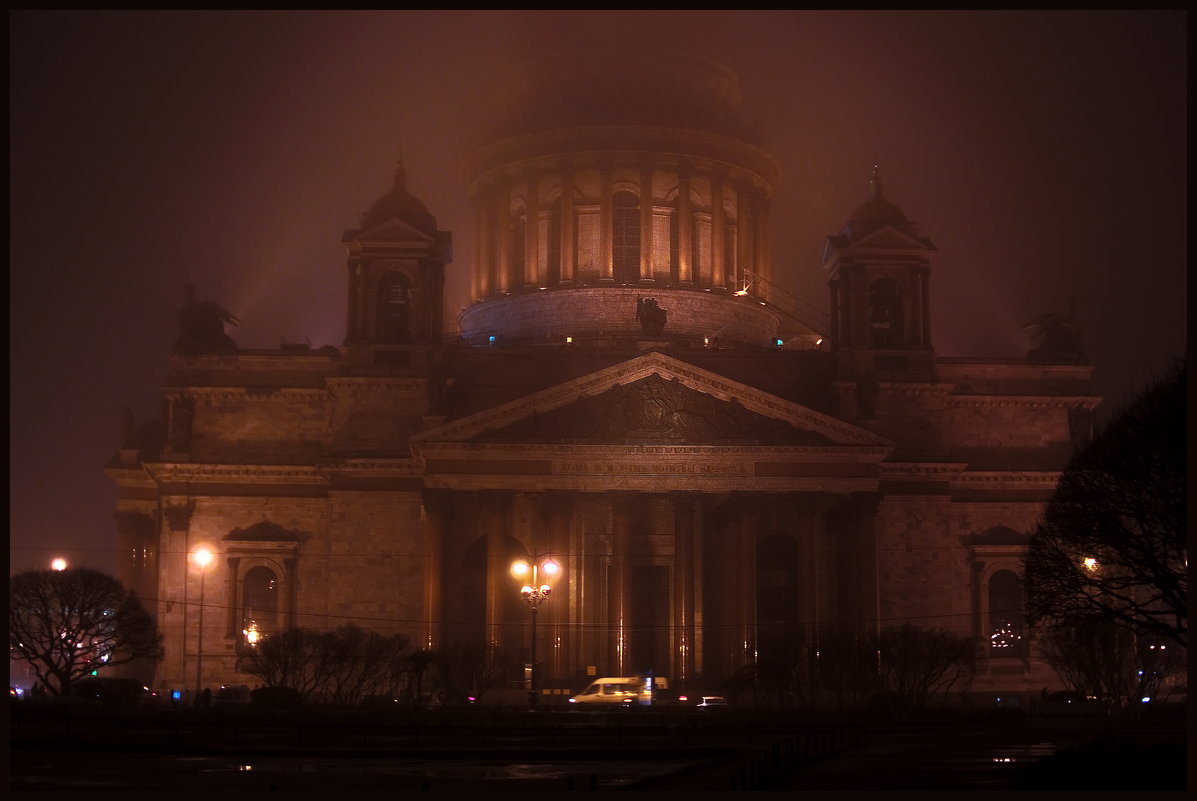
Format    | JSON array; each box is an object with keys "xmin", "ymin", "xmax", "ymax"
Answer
[
  {"xmin": 316, "ymin": 625, "xmax": 411, "ymax": 706},
  {"xmin": 435, "ymin": 642, "xmax": 510, "ymax": 705},
  {"xmin": 9, "ymin": 568, "xmax": 163, "ymax": 696},
  {"xmin": 239, "ymin": 625, "xmax": 411, "ymax": 704},
  {"xmin": 1039, "ymin": 620, "xmax": 1186, "ymax": 711},
  {"xmin": 875, "ymin": 624, "xmax": 976, "ymax": 713},
  {"xmin": 238, "ymin": 628, "xmax": 332, "ymax": 701},
  {"xmin": 1025, "ymin": 357, "xmax": 1187, "ymax": 649}
]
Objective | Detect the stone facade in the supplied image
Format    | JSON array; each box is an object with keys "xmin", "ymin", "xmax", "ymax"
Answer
[{"xmin": 106, "ymin": 47, "xmax": 1098, "ymax": 705}]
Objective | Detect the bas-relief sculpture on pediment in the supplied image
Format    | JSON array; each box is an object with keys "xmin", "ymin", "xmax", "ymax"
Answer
[{"xmin": 474, "ymin": 373, "xmax": 836, "ymax": 446}]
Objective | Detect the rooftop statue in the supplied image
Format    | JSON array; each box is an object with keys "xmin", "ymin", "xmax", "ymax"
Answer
[
  {"xmin": 1023, "ymin": 297, "xmax": 1087, "ymax": 364},
  {"xmin": 636, "ymin": 296, "xmax": 667, "ymax": 338},
  {"xmin": 174, "ymin": 284, "xmax": 239, "ymax": 352}
]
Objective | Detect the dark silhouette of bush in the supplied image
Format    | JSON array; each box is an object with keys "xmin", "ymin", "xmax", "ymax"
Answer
[
  {"xmin": 1011, "ymin": 738, "xmax": 1186, "ymax": 790},
  {"xmin": 251, "ymin": 685, "xmax": 301, "ymax": 710}
]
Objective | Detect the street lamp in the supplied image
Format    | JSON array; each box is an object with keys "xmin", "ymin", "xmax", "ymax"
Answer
[
  {"xmin": 192, "ymin": 547, "xmax": 213, "ymax": 698},
  {"xmin": 510, "ymin": 555, "xmax": 560, "ymax": 708},
  {"xmin": 50, "ymin": 557, "xmax": 68, "ymax": 571}
]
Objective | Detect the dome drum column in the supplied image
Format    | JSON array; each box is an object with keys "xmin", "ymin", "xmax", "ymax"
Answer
[
  {"xmin": 638, "ymin": 164, "xmax": 655, "ymax": 283},
  {"xmin": 560, "ymin": 167, "xmax": 576, "ymax": 284},
  {"xmin": 710, "ymin": 172, "xmax": 727, "ymax": 290},
  {"xmin": 598, "ymin": 163, "xmax": 614, "ymax": 283},
  {"xmin": 524, "ymin": 173, "xmax": 541, "ymax": 288},
  {"xmin": 677, "ymin": 167, "xmax": 694, "ymax": 285}
]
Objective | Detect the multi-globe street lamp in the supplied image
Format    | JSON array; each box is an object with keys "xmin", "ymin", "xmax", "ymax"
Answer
[
  {"xmin": 510, "ymin": 555, "xmax": 560, "ymax": 708},
  {"xmin": 192, "ymin": 546, "xmax": 213, "ymax": 697}
]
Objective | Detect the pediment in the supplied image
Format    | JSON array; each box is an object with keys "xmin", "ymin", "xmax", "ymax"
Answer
[
  {"xmin": 224, "ymin": 520, "xmax": 305, "ymax": 543},
  {"xmin": 846, "ymin": 225, "xmax": 935, "ymax": 252},
  {"xmin": 412, "ymin": 351, "xmax": 890, "ymax": 448},
  {"xmin": 347, "ymin": 217, "xmax": 436, "ymax": 245}
]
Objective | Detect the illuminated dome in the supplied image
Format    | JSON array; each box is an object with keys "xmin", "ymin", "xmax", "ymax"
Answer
[{"xmin": 457, "ymin": 46, "xmax": 820, "ymax": 349}]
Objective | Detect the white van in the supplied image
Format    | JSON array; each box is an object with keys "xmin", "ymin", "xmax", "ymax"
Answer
[
  {"xmin": 569, "ymin": 677, "xmax": 647, "ymax": 706},
  {"xmin": 568, "ymin": 676, "xmax": 670, "ymax": 706}
]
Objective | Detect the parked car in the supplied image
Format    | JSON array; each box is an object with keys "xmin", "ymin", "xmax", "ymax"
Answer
[
  {"xmin": 696, "ymin": 695, "xmax": 729, "ymax": 711},
  {"xmin": 357, "ymin": 694, "xmax": 401, "ymax": 711},
  {"xmin": 70, "ymin": 678, "xmax": 153, "ymax": 709},
  {"xmin": 212, "ymin": 684, "xmax": 252, "ymax": 709},
  {"xmin": 1040, "ymin": 690, "xmax": 1104, "ymax": 718}
]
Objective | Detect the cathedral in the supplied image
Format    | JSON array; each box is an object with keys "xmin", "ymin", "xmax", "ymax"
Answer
[{"xmin": 106, "ymin": 46, "xmax": 1098, "ymax": 705}]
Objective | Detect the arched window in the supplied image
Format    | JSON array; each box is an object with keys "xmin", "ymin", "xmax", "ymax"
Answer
[
  {"xmin": 867, "ymin": 278, "xmax": 904, "ymax": 347},
  {"xmin": 612, "ymin": 190, "xmax": 640, "ymax": 283},
  {"xmin": 242, "ymin": 565, "xmax": 279, "ymax": 636},
  {"xmin": 377, "ymin": 272, "xmax": 412, "ymax": 344},
  {"xmin": 988, "ymin": 570, "xmax": 1025, "ymax": 657}
]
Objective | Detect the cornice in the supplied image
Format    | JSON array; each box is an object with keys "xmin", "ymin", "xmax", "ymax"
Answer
[
  {"xmin": 319, "ymin": 458, "xmax": 422, "ymax": 477},
  {"xmin": 951, "ymin": 471, "xmax": 1062, "ymax": 489},
  {"xmin": 948, "ymin": 395, "xmax": 1102, "ymax": 409},
  {"xmin": 326, "ymin": 377, "xmax": 428, "ymax": 393},
  {"xmin": 144, "ymin": 463, "xmax": 326, "ymax": 485},
  {"xmin": 164, "ymin": 387, "xmax": 329, "ymax": 401},
  {"xmin": 415, "ymin": 441, "xmax": 890, "ymax": 461},
  {"xmin": 879, "ymin": 462, "xmax": 968, "ymax": 479}
]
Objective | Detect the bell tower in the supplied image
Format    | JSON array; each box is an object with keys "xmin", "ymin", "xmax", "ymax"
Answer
[
  {"xmin": 823, "ymin": 167, "xmax": 936, "ymax": 382},
  {"xmin": 341, "ymin": 161, "xmax": 452, "ymax": 367}
]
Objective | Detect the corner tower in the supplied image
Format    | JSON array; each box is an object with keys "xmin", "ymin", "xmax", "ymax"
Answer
[
  {"xmin": 823, "ymin": 167, "xmax": 937, "ymax": 381},
  {"xmin": 342, "ymin": 162, "xmax": 452, "ymax": 367}
]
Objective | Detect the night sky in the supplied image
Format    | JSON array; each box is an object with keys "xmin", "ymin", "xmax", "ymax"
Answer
[{"xmin": 10, "ymin": 11, "xmax": 1187, "ymax": 577}]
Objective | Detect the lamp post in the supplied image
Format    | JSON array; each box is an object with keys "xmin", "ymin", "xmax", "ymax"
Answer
[
  {"xmin": 192, "ymin": 547, "xmax": 213, "ymax": 698},
  {"xmin": 510, "ymin": 555, "xmax": 560, "ymax": 708}
]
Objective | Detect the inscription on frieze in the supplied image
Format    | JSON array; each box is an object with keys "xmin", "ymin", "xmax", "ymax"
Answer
[{"xmin": 557, "ymin": 460, "xmax": 751, "ymax": 475}]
